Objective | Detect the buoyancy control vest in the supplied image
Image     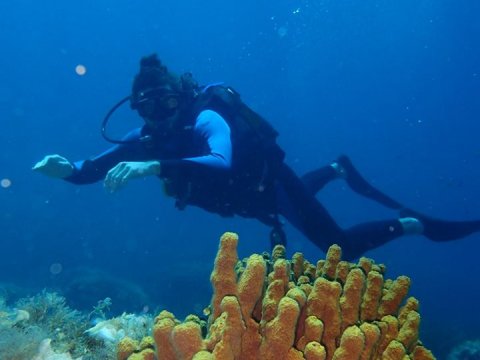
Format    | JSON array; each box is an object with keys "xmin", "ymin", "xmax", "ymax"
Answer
[
  {"xmin": 193, "ymin": 84, "xmax": 285, "ymax": 167},
  {"xmin": 165, "ymin": 84, "xmax": 285, "ymax": 217}
]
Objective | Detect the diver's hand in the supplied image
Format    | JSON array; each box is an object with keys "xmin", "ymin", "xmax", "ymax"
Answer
[
  {"xmin": 32, "ymin": 154, "xmax": 74, "ymax": 178},
  {"xmin": 104, "ymin": 161, "xmax": 161, "ymax": 192}
]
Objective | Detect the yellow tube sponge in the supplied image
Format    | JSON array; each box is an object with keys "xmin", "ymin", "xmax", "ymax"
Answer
[
  {"xmin": 375, "ymin": 315, "xmax": 399, "ymax": 356},
  {"xmin": 270, "ymin": 258, "xmax": 291, "ymax": 290},
  {"xmin": 322, "ymin": 244, "xmax": 342, "ymax": 280},
  {"xmin": 334, "ymin": 261, "xmax": 350, "ymax": 285},
  {"xmin": 315, "ymin": 260, "xmax": 326, "ymax": 279},
  {"xmin": 287, "ymin": 347, "xmax": 306, "ymax": 360},
  {"xmin": 359, "ymin": 322, "xmax": 380, "ymax": 360},
  {"xmin": 304, "ymin": 341, "xmax": 327, "ymax": 360},
  {"xmin": 411, "ymin": 346, "xmax": 436, "ymax": 359},
  {"xmin": 382, "ymin": 339, "xmax": 406, "ymax": 359},
  {"xmin": 211, "ymin": 296, "xmax": 245, "ymax": 359},
  {"xmin": 210, "ymin": 232, "xmax": 239, "ymax": 321},
  {"xmin": 128, "ymin": 349, "xmax": 155, "ymax": 360},
  {"xmin": 340, "ymin": 268, "xmax": 366, "ymax": 331},
  {"xmin": 292, "ymin": 252, "xmax": 305, "ymax": 281},
  {"xmin": 360, "ymin": 270, "xmax": 384, "ymax": 322},
  {"xmin": 139, "ymin": 336, "xmax": 155, "ymax": 351},
  {"xmin": 378, "ymin": 276, "xmax": 411, "ymax": 317},
  {"xmin": 153, "ymin": 317, "xmax": 176, "ymax": 360},
  {"xmin": 138, "ymin": 232, "xmax": 436, "ymax": 360},
  {"xmin": 286, "ymin": 287, "xmax": 307, "ymax": 308},
  {"xmin": 396, "ymin": 311, "xmax": 420, "ymax": 352},
  {"xmin": 117, "ymin": 337, "xmax": 138, "ymax": 360},
  {"xmin": 237, "ymin": 254, "xmax": 266, "ymax": 320},
  {"xmin": 357, "ymin": 257, "xmax": 373, "ymax": 274},
  {"xmin": 260, "ymin": 296, "xmax": 301, "ymax": 360},
  {"xmin": 191, "ymin": 351, "xmax": 214, "ymax": 360},
  {"xmin": 304, "ymin": 262, "xmax": 317, "ymax": 280},
  {"xmin": 296, "ymin": 315, "xmax": 324, "ymax": 351},
  {"xmin": 203, "ymin": 311, "xmax": 226, "ymax": 352},
  {"xmin": 261, "ymin": 279, "xmax": 285, "ymax": 325},
  {"xmin": 398, "ymin": 297, "xmax": 419, "ymax": 326},
  {"xmin": 332, "ymin": 325, "xmax": 365, "ymax": 360},
  {"xmin": 306, "ymin": 277, "xmax": 342, "ymax": 357},
  {"xmin": 272, "ymin": 244, "xmax": 286, "ymax": 262},
  {"xmin": 171, "ymin": 322, "xmax": 204, "ymax": 360}
]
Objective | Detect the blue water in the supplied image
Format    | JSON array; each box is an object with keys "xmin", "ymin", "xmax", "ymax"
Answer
[{"xmin": 1, "ymin": 1, "xmax": 479, "ymax": 357}]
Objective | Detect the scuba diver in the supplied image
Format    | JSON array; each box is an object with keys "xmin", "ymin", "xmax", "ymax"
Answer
[{"xmin": 33, "ymin": 54, "xmax": 480, "ymax": 260}]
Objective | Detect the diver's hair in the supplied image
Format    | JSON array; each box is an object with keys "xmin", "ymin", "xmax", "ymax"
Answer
[{"xmin": 131, "ymin": 54, "xmax": 198, "ymax": 100}]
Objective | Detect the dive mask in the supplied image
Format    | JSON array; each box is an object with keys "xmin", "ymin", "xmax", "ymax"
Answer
[
  {"xmin": 101, "ymin": 87, "xmax": 182, "ymax": 145},
  {"xmin": 130, "ymin": 87, "xmax": 180, "ymax": 120}
]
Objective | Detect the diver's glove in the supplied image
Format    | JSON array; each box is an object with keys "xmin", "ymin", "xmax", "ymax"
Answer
[
  {"xmin": 104, "ymin": 161, "xmax": 161, "ymax": 193},
  {"xmin": 32, "ymin": 154, "xmax": 74, "ymax": 178}
]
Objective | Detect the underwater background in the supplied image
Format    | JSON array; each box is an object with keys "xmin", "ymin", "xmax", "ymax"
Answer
[{"xmin": 1, "ymin": 0, "xmax": 479, "ymax": 358}]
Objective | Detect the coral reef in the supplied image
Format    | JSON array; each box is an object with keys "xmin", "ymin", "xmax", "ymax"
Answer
[
  {"xmin": 86, "ymin": 313, "xmax": 153, "ymax": 344},
  {"xmin": 0, "ymin": 291, "xmax": 114, "ymax": 360},
  {"xmin": 32, "ymin": 338, "xmax": 79, "ymax": 360},
  {"xmin": 0, "ymin": 325, "xmax": 47, "ymax": 360},
  {"xmin": 119, "ymin": 232, "xmax": 436, "ymax": 360}
]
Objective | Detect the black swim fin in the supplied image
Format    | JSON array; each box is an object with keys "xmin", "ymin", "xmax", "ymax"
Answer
[
  {"xmin": 400, "ymin": 208, "xmax": 480, "ymax": 242},
  {"xmin": 337, "ymin": 155, "xmax": 403, "ymax": 210}
]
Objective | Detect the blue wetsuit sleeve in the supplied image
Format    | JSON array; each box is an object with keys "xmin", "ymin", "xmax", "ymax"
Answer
[
  {"xmin": 64, "ymin": 128, "xmax": 146, "ymax": 184},
  {"xmin": 160, "ymin": 110, "xmax": 232, "ymax": 178}
]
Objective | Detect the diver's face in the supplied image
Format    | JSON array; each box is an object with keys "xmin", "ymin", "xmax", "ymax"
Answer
[
  {"xmin": 143, "ymin": 107, "xmax": 180, "ymax": 130},
  {"xmin": 132, "ymin": 86, "xmax": 180, "ymax": 129}
]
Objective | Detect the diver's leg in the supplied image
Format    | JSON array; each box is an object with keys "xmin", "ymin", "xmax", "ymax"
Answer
[
  {"xmin": 277, "ymin": 163, "xmax": 422, "ymax": 260},
  {"xmin": 301, "ymin": 165, "xmax": 339, "ymax": 194},
  {"xmin": 400, "ymin": 208, "xmax": 480, "ymax": 241},
  {"xmin": 277, "ymin": 163, "xmax": 480, "ymax": 258},
  {"xmin": 255, "ymin": 212, "xmax": 288, "ymax": 248},
  {"xmin": 340, "ymin": 218, "xmax": 422, "ymax": 260},
  {"xmin": 301, "ymin": 155, "xmax": 403, "ymax": 209},
  {"xmin": 332, "ymin": 156, "xmax": 480, "ymax": 241},
  {"xmin": 343, "ymin": 210, "xmax": 480, "ymax": 257},
  {"xmin": 333, "ymin": 155, "xmax": 404, "ymax": 210},
  {"xmin": 276, "ymin": 163, "xmax": 347, "ymax": 253}
]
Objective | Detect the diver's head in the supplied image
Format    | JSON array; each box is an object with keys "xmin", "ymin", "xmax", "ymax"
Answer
[
  {"xmin": 130, "ymin": 54, "xmax": 195, "ymax": 129},
  {"xmin": 132, "ymin": 85, "xmax": 181, "ymax": 128},
  {"xmin": 101, "ymin": 54, "xmax": 197, "ymax": 144}
]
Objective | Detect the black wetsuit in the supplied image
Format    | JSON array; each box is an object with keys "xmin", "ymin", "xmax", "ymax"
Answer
[{"xmin": 66, "ymin": 108, "xmax": 480, "ymax": 260}]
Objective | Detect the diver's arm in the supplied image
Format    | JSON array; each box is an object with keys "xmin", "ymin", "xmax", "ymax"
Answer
[
  {"xmin": 185, "ymin": 110, "xmax": 232, "ymax": 168},
  {"xmin": 159, "ymin": 110, "xmax": 232, "ymax": 179},
  {"xmin": 34, "ymin": 128, "xmax": 146, "ymax": 185},
  {"xmin": 68, "ymin": 111, "xmax": 231, "ymax": 191},
  {"xmin": 67, "ymin": 128, "xmax": 150, "ymax": 184},
  {"xmin": 65, "ymin": 145, "xmax": 132, "ymax": 184}
]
